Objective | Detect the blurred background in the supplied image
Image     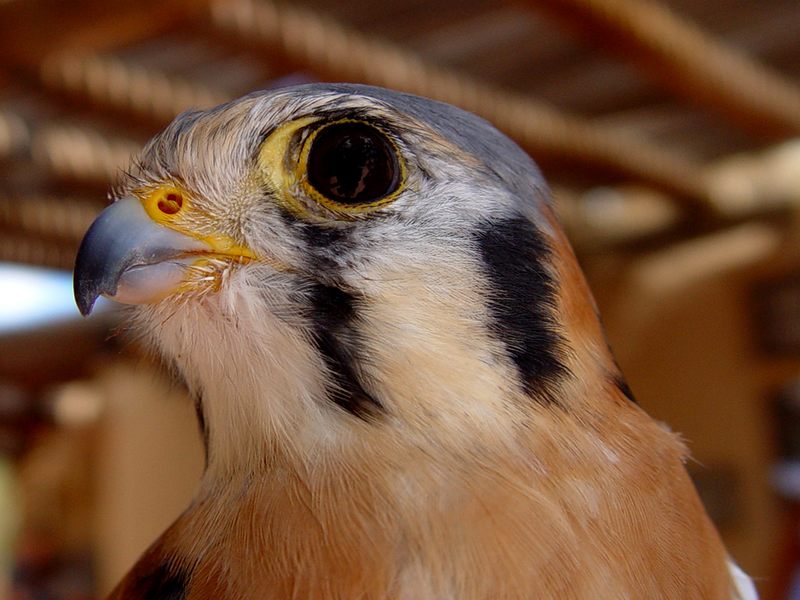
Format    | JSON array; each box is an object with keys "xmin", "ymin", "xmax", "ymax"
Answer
[{"xmin": 0, "ymin": 0, "xmax": 799, "ymax": 597}]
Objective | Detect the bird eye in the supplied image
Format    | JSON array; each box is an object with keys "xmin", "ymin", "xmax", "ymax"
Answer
[{"xmin": 305, "ymin": 122, "xmax": 401, "ymax": 207}]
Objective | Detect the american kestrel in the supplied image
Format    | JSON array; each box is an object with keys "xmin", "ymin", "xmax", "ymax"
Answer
[{"xmin": 74, "ymin": 84, "xmax": 756, "ymax": 599}]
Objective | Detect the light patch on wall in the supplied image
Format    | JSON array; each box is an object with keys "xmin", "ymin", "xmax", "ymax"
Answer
[{"xmin": 0, "ymin": 263, "xmax": 81, "ymax": 332}]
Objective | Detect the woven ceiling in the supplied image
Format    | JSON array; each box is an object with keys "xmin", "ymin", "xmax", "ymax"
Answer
[{"xmin": 1, "ymin": 0, "xmax": 799, "ymax": 270}]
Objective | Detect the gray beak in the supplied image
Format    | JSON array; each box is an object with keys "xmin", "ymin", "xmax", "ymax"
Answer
[{"xmin": 73, "ymin": 197, "xmax": 210, "ymax": 316}]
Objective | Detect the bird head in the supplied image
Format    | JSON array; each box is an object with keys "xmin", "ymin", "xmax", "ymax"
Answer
[{"xmin": 74, "ymin": 84, "xmax": 622, "ymax": 471}]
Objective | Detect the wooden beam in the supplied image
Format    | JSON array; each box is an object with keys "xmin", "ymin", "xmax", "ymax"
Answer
[
  {"xmin": 41, "ymin": 51, "xmax": 234, "ymax": 124},
  {"xmin": 0, "ymin": 0, "xmax": 197, "ymax": 73},
  {"xmin": 514, "ymin": 0, "xmax": 800, "ymax": 138}
]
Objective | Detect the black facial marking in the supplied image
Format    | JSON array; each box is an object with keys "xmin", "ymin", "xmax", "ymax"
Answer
[
  {"xmin": 308, "ymin": 283, "xmax": 383, "ymax": 419},
  {"xmin": 614, "ymin": 374, "xmax": 637, "ymax": 404},
  {"xmin": 129, "ymin": 561, "xmax": 188, "ymax": 600},
  {"xmin": 301, "ymin": 221, "xmax": 351, "ymax": 249},
  {"xmin": 276, "ymin": 204, "xmax": 355, "ymax": 275},
  {"xmin": 273, "ymin": 203, "xmax": 350, "ymax": 248},
  {"xmin": 477, "ymin": 216, "xmax": 569, "ymax": 404},
  {"xmin": 194, "ymin": 394, "xmax": 210, "ymax": 467},
  {"xmin": 603, "ymin": 334, "xmax": 636, "ymax": 404}
]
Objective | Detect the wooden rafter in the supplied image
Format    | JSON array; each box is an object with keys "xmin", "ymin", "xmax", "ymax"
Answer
[{"xmin": 517, "ymin": 0, "xmax": 800, "ymax": 137}]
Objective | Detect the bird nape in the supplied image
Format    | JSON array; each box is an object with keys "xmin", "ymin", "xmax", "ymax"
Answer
[{"xmin": 73, "ymin": 84, "xmax": 756, "ymax": 599}]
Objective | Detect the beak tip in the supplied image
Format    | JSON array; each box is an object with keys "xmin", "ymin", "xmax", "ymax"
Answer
[
  {"xmin": 73, "ymin": 278, "xmax": 99, "ymax": 317},
  {"xmin": 76, "ymin": 298, "xmax": 96, "ymax": 317}
]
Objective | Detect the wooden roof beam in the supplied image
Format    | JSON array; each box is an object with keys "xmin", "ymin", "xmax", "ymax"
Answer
[
  {"xmin": 0, "ymin": 0, "xmax": 198, "ymax": 73},
  {"xmin": 513, "ymin": 0, "xmax": 800, "ymax": 138}
]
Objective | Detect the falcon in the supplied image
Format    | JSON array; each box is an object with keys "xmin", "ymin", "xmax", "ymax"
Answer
[{"xmin": 73, "ymin": 83, "xmax": 756, "ymax": 599}]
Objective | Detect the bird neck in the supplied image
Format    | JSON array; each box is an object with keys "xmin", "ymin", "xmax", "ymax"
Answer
[{"xmin": 182, "ymin": 313, "xmax": 618, "ymax": 489}]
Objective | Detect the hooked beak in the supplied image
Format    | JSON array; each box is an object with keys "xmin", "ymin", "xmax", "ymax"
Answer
[{"xmin": 74, "ymin": 197, "xmax": 237, "ymax": 316}]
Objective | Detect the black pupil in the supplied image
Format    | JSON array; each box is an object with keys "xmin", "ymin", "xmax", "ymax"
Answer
[{"xmin": 307, "ymin": 122, "xmax": 399, "ymax": 205}]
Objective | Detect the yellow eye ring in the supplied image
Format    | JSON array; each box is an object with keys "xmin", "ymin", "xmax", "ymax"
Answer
[{"xmin": 297, "ymin": 119, "xmax": 406, "ymax": 215}]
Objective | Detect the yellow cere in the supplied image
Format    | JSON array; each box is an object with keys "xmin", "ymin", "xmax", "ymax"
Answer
[
  {"xmin": 140, "ymin": 185, "xmax": 257, "ymax": 260},
  {"xmin": 142, "ymin": 185, "xmax": 187, "ymax": 226}
]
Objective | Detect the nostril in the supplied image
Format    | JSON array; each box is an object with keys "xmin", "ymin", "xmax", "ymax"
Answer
[{"xmin": 158, "ymin": 192, "xmax": 183, "ymax": 215}]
